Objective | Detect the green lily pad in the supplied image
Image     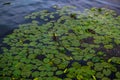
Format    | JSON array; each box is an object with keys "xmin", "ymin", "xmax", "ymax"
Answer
[
  {"xmin": 13, "ymin": 69, "xmax": 21, "ymax": 77},
  {"xmin": 43, "ymin": 58, "xmax": 50, "ymax": 63},
  {"xmin": 92, "ymin": 57, "xmax": 101, "ymax": 62},
  {"xmin": 96, "ymin": 72, "xmax": 104, "ymax": 78},
  {"xmin": 94, "ymin": 63, "xmax": 103, "ymax": 71},
  {"xmin": 53, "ymin": 58, "xmax": 61, "ymax": 65},
  {"xmin": 0, "ymin": 77, "xmax": 11, "ymax": 80},
  {"xmin": 102, "ymin": 77, "xmax": 110, "ymax": 80},
  {"xmin": 111, "ymin": 57, "xmax": 120, "ymax": 64},
  {"xmin": 56, "ymin": 70, "xmax": 63, "ymax": 75},
  {"xmin": 116, "ymin": 72, "xmax": 120, "ymax": 79},
  {"xmin": 21, "ymin": 70, "xmax": 31, "ymax": 78},
  {"xmin": 0, "ymin": 6, "xmax": 120, "ymax": 80},
  {"xmin": 103, "ymin": 69, "xmax": 111, "ymax": 76},
  {"xmin": 32, "ymin": 71, "xmax": 40, "ymax": 77},
  {"xmin": 71, "ymin": 62, "xmax": 81, "ymax": 68},
  {"xmin": 104, "ymin": 44, "xmax": 113, "ymax": 49}
]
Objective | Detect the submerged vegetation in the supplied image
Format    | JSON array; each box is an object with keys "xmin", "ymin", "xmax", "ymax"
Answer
[{"xmin": 0, "ymin": 6, "xmax": 120, "ymax": 80}]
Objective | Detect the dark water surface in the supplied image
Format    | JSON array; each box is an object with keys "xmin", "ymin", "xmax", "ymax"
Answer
[{"xmin": 0, "ymin": 0, "xmax": 120, "ymax": 39}]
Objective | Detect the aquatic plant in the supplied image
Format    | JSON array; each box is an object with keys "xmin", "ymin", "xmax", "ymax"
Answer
[
  {"xmin": 0, "ymin": 6, "xmax": 120, "ymax": 80},
  {"xmin": 116, "ymin": 72, "xmax": 120, "ymax": 79}
]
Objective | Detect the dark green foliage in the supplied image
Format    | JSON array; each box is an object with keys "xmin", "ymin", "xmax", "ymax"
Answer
[
  {"xmin": 0, "ymin": 6, "xmax": 120, "ymax": 80},
  {"xmin": 116, "ymin": 72, "xmax": 120, "ymax": 79}
]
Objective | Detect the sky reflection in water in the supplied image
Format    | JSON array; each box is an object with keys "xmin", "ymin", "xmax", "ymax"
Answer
[{"xmin": 0, "ymin": 0, "xmax": 120, "ymax": 37}]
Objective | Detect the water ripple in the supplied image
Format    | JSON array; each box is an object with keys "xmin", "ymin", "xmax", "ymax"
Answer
[{"xmin": 0, "ymin": 0, "xmax": 120, "ymax": 37}]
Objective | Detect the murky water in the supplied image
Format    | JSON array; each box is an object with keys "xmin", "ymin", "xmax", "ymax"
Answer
[{"xmin": 0, "ymin": 0, "xmax": 120, "ymax": 38}]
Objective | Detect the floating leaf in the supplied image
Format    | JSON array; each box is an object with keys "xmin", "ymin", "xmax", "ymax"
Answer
[
  {"xmin": 87, "ymin": 62, "xmax": 94, "ymax": 67},
  {"xmin": 56, "ymin": 71, "xmax": 63, "ymax": 75},
  {"xmin": 96, "ymin": 72, "xmax": 104, "ymax": 78},
  {"xmin": 13, "ymin": 70, "xmax": 21, "ymax": 77},
  {"xmin": 72, "ymin": 62, "xmax": 81, "ymax": 68},
  {"xmin": 94, "ymin": 63, "xmax": 103, "ymax": 71},
  {"xmin": 103, "ymin": 69, "xmax": 111, "ymax": 76},
  {"xmin": 43, "ymin": 58, "xmax": 50, "ymax": 63},
  {"xmin": 92, "ymin": 57, "xmax": 101, "ymax": 62},
  {"xmin": 0, "ymin": 6, "xmax": 120, "ymax": 80},
  {"xmin": 104, "ymin": 44, "xmax": 113, "ymax": 49},
  {"xmin": 116, "ymin": 72, "xmax": 120, "ymax": 79},
  {"xmin": 47, "ymin": 72, "xmax": 54, "ymax": 77},
  {"xmin": 102, "ymin": 77, "xmax": 110, "ymax": 80},
  {"xmin": 53, "ymin": 58, "xmax": 61, "ymax": 65},
  {"xmin": 32, "ymin": 71, "xmax": 40, "ymax": 77},
  {"xmin": 111, "ymin": 57, "xmax": 120, "ymax": 64}
]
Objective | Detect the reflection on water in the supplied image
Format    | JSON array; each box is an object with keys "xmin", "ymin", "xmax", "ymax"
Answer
[{"xmin": 0, "ymin": 0, "xmax": 120, "ymax": 38}]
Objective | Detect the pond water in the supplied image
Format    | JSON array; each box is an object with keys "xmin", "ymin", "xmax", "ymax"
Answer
[{"xmin": 0, "ymin": 0, "xmax": 120, "ymax": 39}]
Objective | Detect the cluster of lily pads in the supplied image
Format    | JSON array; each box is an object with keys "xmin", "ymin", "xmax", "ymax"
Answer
[{"xmin": 0, "ymin": 6, "xmax": 120, "ymax": 80}]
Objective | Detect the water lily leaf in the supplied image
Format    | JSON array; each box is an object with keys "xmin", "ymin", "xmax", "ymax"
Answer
[
  {"xmin": 110, "ymin": 57, "xmax": 120, "ymax": 64},
  {"xmin": 66, "ymin": 73, "xmax": 75, "ymax": 78},
  {"xmin": 77, "ymin": 75, "xmax": 83, "ymax": 80},
  {"xmin": 43, "ymin": 58, "xmax": 50, "ymax": 63},
  {"xmin": 32, "ymin": 71, "xmax": 40, "ymax": 77},
  {"xmin": 51, "ymin": 67, "xmax": 57, "ymax": 71},
  {"xmin": 102, "ymin": 77, "xmax": 110, "ymax": 80},
  {"xmin": 116, "ymin": 72, "xmax": 120, "ymax": 79},
  {"xmin": 38, "ymin": 66, "xmax": 46, "ymax": 71},
  {"xmin": 64, "ymin": 78, "xmax": 72, "ymax": 80},
  {"xmin": 101, "ymin": 62, "xmax": 112, "ymax": 68},
  {"xmin": 40, "ymin": 71, "xmax": 47, "ymax": 77},
  {"xmin": 87, "ymin": 62, "xmax": 94, "ymax": 67},
  {"xmin": 0, "ymin": 6, "xmax": 120, "ymax": 80},
  {"xmin": 47, "ymin": 72, "xmax": 54, "ymax": 77},
  {"xmin": 33, "ymin": 77, "xmax": 39, "ymax": 80},
  {"xmin": 97, "ymin": 51, "xmax": 104, "ymax": 56},
  {"xmin": 94, "ymin": 63, "xmax": 103, "ymax": 71},
  {"xmin": 84, "ymin": 54, "xmax": 94, "ymax": 61},
  {"xmin": 103, "ymin": 69, "xmax": 111, "ymax": 76},
  {"xmin": 95, "ymin": 72, "xmax": 104, "ymax": 78},
  {"xmin": 28, "ymin": 54, "xmax": 36, "ymax": 59},
  {"xmin": 73, "ymin": 55, "xmax": 83, "ymax": 60},
  {"xmin": 72, "ymin": 62, "xmax": 81, "ymax": 68},
  {"xmin": 13, "ymin": 70, "xmax": 21, "ymax": 77},
  {"xmin": 21, "ymin": 70, "xmax": 31, "ymax": 78},
  {"xmin": 110, "ymin": 66, "xmax": 117, "ymax": 72},
  {"xmin": 0, "ymin": 77, "xmax": 11, "ymax": 80},
  {"xmin": 104, "ymin": 44, "xmax": 113, "ymax": 49},
  {"xmin": 29, "ymin": 42, "xmax": 37, "ymax": 46},
  {"xmin": 114, "ymin": 39, "xmax": 120, "ymax": 45},
  {"xmin": 52, "ymin": 58, "xmax": 61, "ymax": 65},
  {"xmin": 56, "ymin": 70, "xmax": 63, "ymax": 75},
  {"xmin": 92, "ymin": 57, "xmax": 101, "ymax": 62},
  {"xmin": 50, "ymin": 14, "xmax": 55, "ymax": 19},
  {"xmin": 46, "ymin": 54, "xmax": 54, "ymax": 59}
]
